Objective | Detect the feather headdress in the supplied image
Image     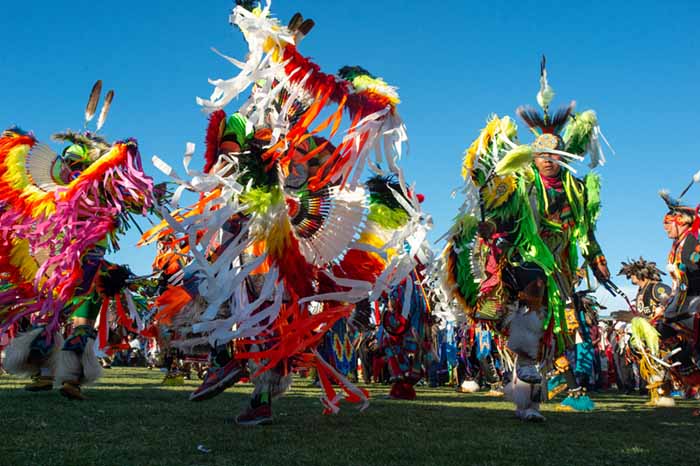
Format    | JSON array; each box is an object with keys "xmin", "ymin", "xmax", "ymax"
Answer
[
  {"xmin": 197, "ymin": 0, "xmax": 408, "ymax": 190},
  {"xmin": 515, "ymin": 55, "xmax": 612, "ymax": 169},
  {"xmin": 660, "ymin": 169, "xmax": 700, "ymax": 217},
  {"xmin": 618, "ymin": 257, "xmax": 665, "ymax": 281}
]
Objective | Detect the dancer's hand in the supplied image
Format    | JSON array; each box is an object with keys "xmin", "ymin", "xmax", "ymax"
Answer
[{"xmin": 595, "ymin": 263, "xmax": 610, "ymax": 281}]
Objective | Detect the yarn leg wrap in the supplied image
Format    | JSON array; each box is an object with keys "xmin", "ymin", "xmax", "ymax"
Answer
[
  {"xmin": 507, "ymin": 305, "xmax": 545, "ymax": 385},
  {"xmin": 54, "ymin": 325, "xmax": 102, "ymax": 387},
  {"xmin": 2, "ymin": 327, "xmax": 63, "ymax": 377}
]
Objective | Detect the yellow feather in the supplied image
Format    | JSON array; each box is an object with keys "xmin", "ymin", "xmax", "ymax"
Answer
[
  {"xmin": 461, "ymin": 116, "xmax": 518, "ymax": 181},
  {"xmin": 462, "ymin": 118, "xmax": 500, "ymax": 181},
  {"xmin": 356, "ymin": 231, "xmax": 393, "ymax": 262},
  {"xmin": 4, "ymin": 145, "xmax": 31, "ymax": 190},
  {"xmin": 2, "ymin": 144, "xmax": 56, "ymax": 217},
  {"xmin": 9, "ymin": 239, "xmax": 39, "ymax": 282},
  {"xmin": 351, "ymin": 75, "xmax": 400, "ymax": 105},
  {"xmin": 266, "ymin": 216, "xmax": 292, "ymax": 260}
]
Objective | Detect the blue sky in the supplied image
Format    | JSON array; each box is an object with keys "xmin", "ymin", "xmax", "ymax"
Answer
[{"xmin": 1, "ymin": 0, "xmax": 698, "ymax": 311}]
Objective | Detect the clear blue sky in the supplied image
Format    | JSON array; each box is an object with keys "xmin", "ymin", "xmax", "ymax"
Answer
[{"xmin": 1, "ymin": 0, "xmax": 698, "ymax": 310}]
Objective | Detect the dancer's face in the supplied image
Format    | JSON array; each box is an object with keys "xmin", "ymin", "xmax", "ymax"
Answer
[
  {"xmin": 630, "ymin": 276, "xmax": 648, "ymax": 287},
  {"xmin": 663, "ymin": 215, "xmax": 689, "ymax": 239},
  {"xmin": 534, "ymin": 153, "xmax": 561, "ymax": 177},
  {"xmin": 663, "ymin": 217, "xmax": 677, "ymax": 238}
]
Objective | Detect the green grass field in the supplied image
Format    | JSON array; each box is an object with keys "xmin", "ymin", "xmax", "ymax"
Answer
[{"xmin": 1, "ymin": 367, "xmax": 698, "ymax": 466}]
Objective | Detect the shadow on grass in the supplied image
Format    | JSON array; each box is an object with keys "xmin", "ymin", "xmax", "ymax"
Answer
[{"xmin": 1, "ymin": 368, "xmax": 699, "ymax": 466}]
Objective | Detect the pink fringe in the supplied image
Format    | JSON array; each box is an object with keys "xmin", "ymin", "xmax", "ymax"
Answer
[{"xmin": 0, "ymin": 143, "xmax": 153, "ymax": 334}]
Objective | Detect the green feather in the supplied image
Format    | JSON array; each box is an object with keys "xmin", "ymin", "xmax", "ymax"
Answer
[
  {"xmin": 240, "ymin": 186, "xmax": 283, "ymax": 215},
  {"xmin": 338, "ymin": 65, "xmax": 374, "ymax": 82},
  {"xmin": 224, "ymin": 113, "xmax": 254, "ymax": 148},
  {"xmin": 585, "ymin": 172, "xmax": 602, "ymax": 226},
  {"xmin": 367, "ymin": 204, "xmax": 409, "ymax": 230},
  {"xmin": 453, "ymin": 213, "xmax": 478, "ymax": 235},
  {"xmin": 494, "ymin": 145, "xmax": 533, "ymax": 176},
  {"xmin": 563, "ymin": 110, "xmax": 598, "ymax": 155},
  {"xmin": 631, "ymin": 317, "xmax": 660, "ymax": 356},
  {"xmin": 452, "ymin": 223, "xmax": 479, "ymax": 307}
]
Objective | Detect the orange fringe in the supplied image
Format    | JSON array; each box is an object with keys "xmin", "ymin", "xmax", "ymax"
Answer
[{"xmin": 153, "ymin": 286, "xmax": 193, "ymax": 325}]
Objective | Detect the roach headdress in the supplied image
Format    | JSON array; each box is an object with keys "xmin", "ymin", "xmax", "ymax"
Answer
[
  {"xmin": 618, "ymin": 257, "xmax": 666, "ymax": 281},
  {"xmin": 516, "ymin": 57, "xmax": 574, "ymax": 153},
  {"xmin": 515, "ymin": 55, "xmax": 612, "ymax": 169},
  {"xmin": 660, "ymin": 169, "xmax": 700, "ymax": 218}
]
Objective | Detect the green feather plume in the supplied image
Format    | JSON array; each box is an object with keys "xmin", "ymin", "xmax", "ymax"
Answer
[
  {"xmin": 366, "ymin": 175, "xmax": 407, "ymax": 212},
  {"xmin": 585, "ymin": 172, "xmax": 602, "ymax": 225},
  {"xmin": 338, "ymin": 65, "xmax": 375, "ymax": 82},
  {"xmin": 454, "ymin": 213, "xmax": 478, "ymax": 236},
  {"xmin": 563, "ymin": 110, "xmax": 598, "ymax": 155},
  {"xmin": 367, "ymin": 204, "xmax": 409, "ymax": 230},
  {"xmin": 240, "ymin": 186, "xmax": 283, "ymax": 215},
  {"xmin": 494, "ymin": 145, "xmax": 533, "ymax": 176},
  {"xmin": 630, "ymin": 317, "xmax": 660, "ymax": 356},
  {"xmin": 452, "ymin": 222, "xmax": 479, "ymax": 307},
  {"xmin": 224, "ymin": 113, "xmax": 254, "ymax": 148}
]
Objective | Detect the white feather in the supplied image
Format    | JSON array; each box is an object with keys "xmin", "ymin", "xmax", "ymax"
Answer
[{"xmin": 26, "ymin": 143, "xmax": 60, "ymax": 191}]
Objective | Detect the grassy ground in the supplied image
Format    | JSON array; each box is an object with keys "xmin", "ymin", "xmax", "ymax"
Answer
[{"xmin": 0, "ymin": 368, "xmax": 699, "ymax": 466}]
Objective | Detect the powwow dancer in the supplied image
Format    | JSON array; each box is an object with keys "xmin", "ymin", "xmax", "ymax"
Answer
[
  {"xmin": 628, "ymin": 179, "xmax": 700, "ymax": 409},
  {"xmin": 614, "ymin": 257, "xmax": 673, "ymax": 404},
  {"xmin": 618, "ymin": 257, "xmax": 671, "ymax": 319},
  {"xmin": 0, "ymin": 81, "xmax": 156, "ymax": 399},
  {"xmin": 376, "ymin": 267, "xmax": 433, "ymax": 400},
  {"xmin": 144, "ymin": 232, "xmax": 202, "ymax": 385},
  {"xmin": 441, "ymin": 56, "xmax": 612, "ymax": 421},
  {"xmin": 142, "ymin": 1, "xmax": 430, "ymax": 425}
]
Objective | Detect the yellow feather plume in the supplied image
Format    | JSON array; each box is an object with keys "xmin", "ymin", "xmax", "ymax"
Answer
[
  {"xmin": 9, "ymin": 238, "xmax": 39, "ymax": 282},
  {"xmin": 356, "ymin": 231, "xmax": 392, "ymax": 263},
  {"xmin": 266, "ymin": 216, "xmax": 292, "ymax": 260},
  {"xmin": 2, "ymin": 144, "xmax": 56, "ymax": 217},
  {"xmin": 461, "ymin": 116, "xmax": 517, "ymax": 181}
]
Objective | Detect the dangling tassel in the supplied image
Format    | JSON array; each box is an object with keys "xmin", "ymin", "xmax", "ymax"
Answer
[{"xmin": 97, "ymin": 297, "xmax": 111, "ymax": 352}]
